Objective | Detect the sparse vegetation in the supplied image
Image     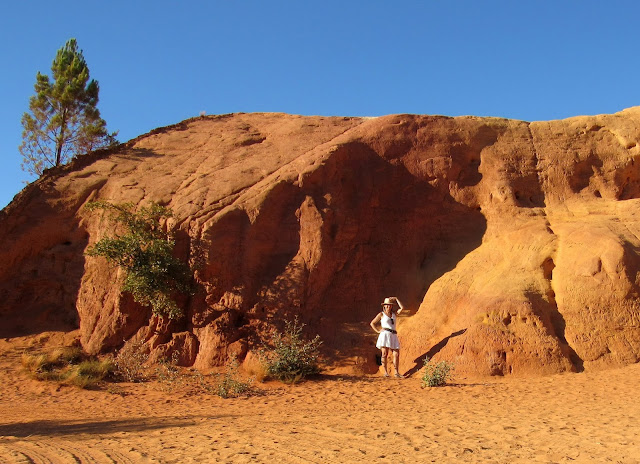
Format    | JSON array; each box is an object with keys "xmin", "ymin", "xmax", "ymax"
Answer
[
  {"xmin": 153, "ymin": 353, "xmax": 256, "ymax": 398},
  {"xmin": 21, "ymin": 346, "xmax": 114, "ymax": 389},
  {"xmin": 260, "ymin": 317, "xmax": 323, "ymax": 383},
  {"xmin": 214, "ymin": 356, "xmax": 255, "ymax": 398},
  {"xmin": 85, "ymin": 201, "xmax": 193, "ymax": 319},
  {"xmin": 154, "ymin": 351, "xmax": 184, "ymax": 390},
  {"xmin": 113, "ymin": 340, "xmax": 149, "ymax": 382},
  {"xmin": 421, "ymin": 357, "xmax": 455, "ymax": 387},
  {"xmin": 21, "ymin": 340, "xmax": 258, "ymax": 397}
]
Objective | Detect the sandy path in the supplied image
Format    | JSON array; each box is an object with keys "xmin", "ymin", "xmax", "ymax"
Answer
[{"xmin": 1, "ymin": 338, "xmax": 639, "ymax": 463}]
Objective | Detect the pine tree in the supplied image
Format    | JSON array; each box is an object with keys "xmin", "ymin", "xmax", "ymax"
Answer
[{"xmin": 19, "ymin": 38, "xmax": 117, "ymax": 177}]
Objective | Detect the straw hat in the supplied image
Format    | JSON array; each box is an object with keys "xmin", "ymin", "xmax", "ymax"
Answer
[{"xmin": 381, "ymin": 297, "xmax": 395, "ymax": 306}]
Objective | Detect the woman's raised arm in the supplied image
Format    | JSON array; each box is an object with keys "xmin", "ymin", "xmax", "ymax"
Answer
[{"xmin": 393, "ymin": 297, "xmax": 405, "ymax": 314}]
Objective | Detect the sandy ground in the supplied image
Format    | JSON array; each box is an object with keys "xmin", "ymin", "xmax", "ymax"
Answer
[{"xmin": 1, "ymin": 335, "xmax": 639, "ymax": 463}]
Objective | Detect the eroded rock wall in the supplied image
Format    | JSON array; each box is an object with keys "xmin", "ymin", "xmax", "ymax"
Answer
[{"xmin": 2, "ymin": 108, "xmax": 640, "ymax": 376}]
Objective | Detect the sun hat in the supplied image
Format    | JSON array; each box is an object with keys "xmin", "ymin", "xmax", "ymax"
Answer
[{"xmin": 381, "ymin": 297, "xmax": 395, "ymax": 306}]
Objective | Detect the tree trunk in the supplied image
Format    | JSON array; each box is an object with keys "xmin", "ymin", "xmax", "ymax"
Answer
[{"xmin": 56, "ymin": 111, "xmax": 66, "ymax": 166}]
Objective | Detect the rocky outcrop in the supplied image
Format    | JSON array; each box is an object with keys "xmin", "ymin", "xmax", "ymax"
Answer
[{"xmin": 2, "ymin": 108, "xmax": 640, "ymax": 376}]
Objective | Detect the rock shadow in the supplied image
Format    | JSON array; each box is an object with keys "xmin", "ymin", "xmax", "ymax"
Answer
[
  {"xmin": 196, "ymin": 181, "xmax": 303, "ymax": 315},
  {"xmin": 403, "ymin": 329, "xmax": 467, "ymax": 377},
  {"xmin": 115, "ymin": 147, "xmax": 165, "ymax": 161},
  {"xmin": 0, "ymin": 197, "xmax": 88, "ymax": 338},
  {"xmin": 525, "ymin": 290, "xmax": 584, "ymax": 372},
  {"xmin": 295, "ymin": 141, "xmax": 485, "ymax": 365}
]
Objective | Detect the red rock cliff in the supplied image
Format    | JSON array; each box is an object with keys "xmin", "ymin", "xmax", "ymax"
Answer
[{"xmin": 2, "ymin": 109, "xmax": 640, "ymax": 376}]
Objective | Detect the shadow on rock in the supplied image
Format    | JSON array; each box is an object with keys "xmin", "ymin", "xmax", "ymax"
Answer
[{"xmin": 403, "ymin": 328, "xmax": 467, "ymax": 377}]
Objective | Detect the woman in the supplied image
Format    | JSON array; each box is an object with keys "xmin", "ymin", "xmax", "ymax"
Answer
[{"xmin": 370, "ymin": 296, "xmax": 404, "ymax": 378}]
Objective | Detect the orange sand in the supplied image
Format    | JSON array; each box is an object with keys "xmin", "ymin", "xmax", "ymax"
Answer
[{"xmin": 1, "ymin": 335, "xmax": 639, "ymax": 463}]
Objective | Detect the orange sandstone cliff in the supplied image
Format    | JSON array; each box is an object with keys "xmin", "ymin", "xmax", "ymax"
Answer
[{"xmin": 2, "ymin": 109, "xmax": 640, "ymax": 377}]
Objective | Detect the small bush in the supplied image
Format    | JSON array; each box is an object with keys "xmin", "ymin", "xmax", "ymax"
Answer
[
  {"xmin": 113, "ymin": 340, "xmax": 149, "ymax": 382},
  {"xmin": 422, "ymin": 357, "xmax": 455, "ymax": 387},
  {"xmin": 215, "ymin": 356, "xmax": 255, "ymax": 398},
  {"xmin": 260, "ymin": 317, "xmax": 322, "ymax": 383},
  {"xmin": 154, "ymin": 351, "xmax": 184, "ymax": 391}
]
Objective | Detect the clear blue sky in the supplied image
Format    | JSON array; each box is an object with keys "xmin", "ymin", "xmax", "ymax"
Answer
[{"xmin": 2, "ymin": 1, "xmax": 638, "ymax": 209}]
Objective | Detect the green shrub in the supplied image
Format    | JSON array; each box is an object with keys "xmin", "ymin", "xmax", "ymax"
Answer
[
  {"xmin": 260, "ymin": 317, "xmax": 322, "ymax": 383},
  {"xmin": 421, "ymin": 357, "xmax": 455, "ymax": 387},
  {"xmin": 85, "ymin": 201, "xmax": 193, "ymax": 319}
]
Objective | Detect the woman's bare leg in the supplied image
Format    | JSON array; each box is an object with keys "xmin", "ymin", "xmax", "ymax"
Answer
[
  {"xmin": 392, "ymin": 349, "xmax": 400, "ymax": 376},
  {"xmin": 381, "ymin": 347, "xmax": 389, "ymax": 376}
]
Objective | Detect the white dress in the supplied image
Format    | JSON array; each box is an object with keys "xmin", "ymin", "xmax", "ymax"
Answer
[{"xmin": 376, "ymin": 312, "xmax": 400, "ymax": 349}]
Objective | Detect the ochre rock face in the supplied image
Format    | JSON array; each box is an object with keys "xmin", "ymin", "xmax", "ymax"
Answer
[{"xmin": 2, "ymin": 109, "xmax": 640, "ymax": 377}]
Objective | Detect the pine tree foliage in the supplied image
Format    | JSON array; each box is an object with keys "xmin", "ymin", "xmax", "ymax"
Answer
[
  {"xmin": 85, "ymin": 201, "xmax": 193, "ymax": 320},
  {"xmin": 19, "ymin": 38, "xmax": 117, "ymax": 177}
]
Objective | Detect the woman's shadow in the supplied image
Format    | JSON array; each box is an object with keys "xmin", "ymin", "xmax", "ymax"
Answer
[{"xmin": 403, "ymin": 328, "xmax": 467, "ymax": 377}]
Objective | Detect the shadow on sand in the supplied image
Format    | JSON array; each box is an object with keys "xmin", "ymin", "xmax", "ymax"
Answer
[{"xmin": 0, "ymin": 415, "xmax": 223, "ymax": 438}]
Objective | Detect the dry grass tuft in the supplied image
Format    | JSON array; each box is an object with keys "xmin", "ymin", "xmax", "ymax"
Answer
[{"xmin": 21, "ymin": 347, "xmax": 114, "ymax": 388}]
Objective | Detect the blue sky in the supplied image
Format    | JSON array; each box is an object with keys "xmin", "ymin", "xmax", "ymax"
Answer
[{"xmin": 2, "ymin": 1, "xmax": 639, "ymax": 209}]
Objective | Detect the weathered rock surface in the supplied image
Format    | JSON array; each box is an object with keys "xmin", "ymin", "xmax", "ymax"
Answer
[{"xmin": 2, "ymin": 108, "xmax": 640, "ymax": 376}]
